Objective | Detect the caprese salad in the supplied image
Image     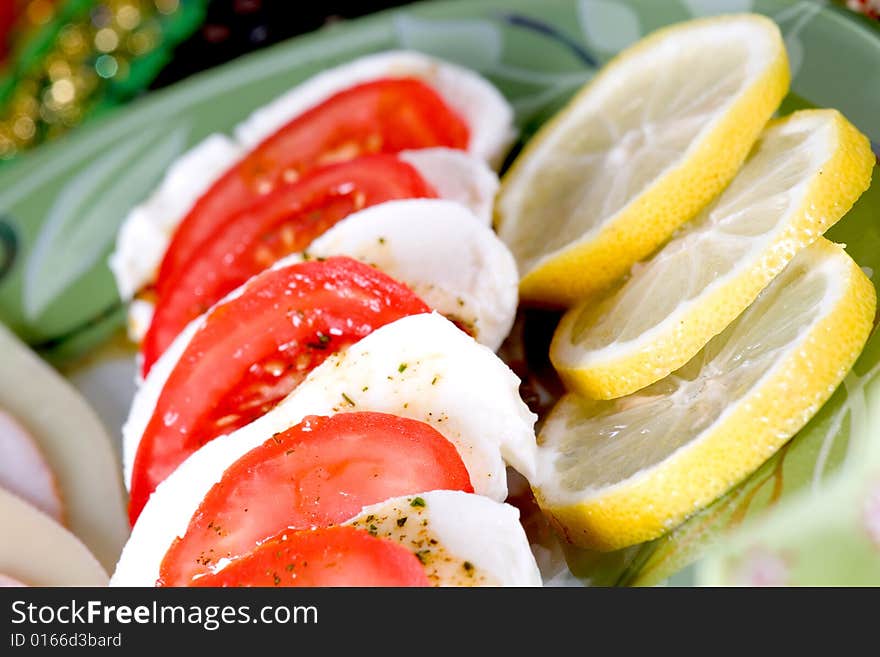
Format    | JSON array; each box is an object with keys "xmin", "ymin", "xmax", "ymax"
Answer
[
  {"xmin": 110, "ymin": 51, "xmax": 513, "ymax": 373},
  {"xmin": 104, "ymin": 50, "xmax": 541, "ymax": 586}
]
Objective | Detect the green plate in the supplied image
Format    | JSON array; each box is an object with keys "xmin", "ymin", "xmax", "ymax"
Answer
[{"xmin": 0, "ymin": 0, "xmax": 878, "ymax": 585}]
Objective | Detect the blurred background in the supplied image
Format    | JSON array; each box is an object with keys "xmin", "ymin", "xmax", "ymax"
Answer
[
  {"xmin": 1, "ymin": 0, "xmax": 876, "ymax": 162},
  {"xmin": 0, "ymin": 0, "xmax": 419, "ymax": 161}
]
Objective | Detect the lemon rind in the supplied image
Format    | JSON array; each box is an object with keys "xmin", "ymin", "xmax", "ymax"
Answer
[
  {"xmin": 497, "ymin": 14, "xmax": 790, "ymax": 307},
  {"xmin": 533, "ymin": 240, "xmax": 877, "ymax": 550},
  {"xmin": 551, "ymin": 109, "xmax": 875, "ymax": 399}
]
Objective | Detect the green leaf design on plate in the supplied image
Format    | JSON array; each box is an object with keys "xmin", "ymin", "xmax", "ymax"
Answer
[
  {"xmin": 394, "ymin": 12, "xmax": 598, "ymax": 140},
  {"xmin": 622, "ymin": 340, "xmax": 880, "ymax": 586},
  {"xmin": 696, "ymin": 347, "xmax": 880, "ymax": 586},
  {"xmin": 22, "ymin": 124, "xmax": 188, "ymax": 320},
  {"xmin": 772, "ymin": 0, "xmax": 826, "ymax": 78},
  {"xmin": 577, "ymin": 0, "xmax": 642, "ymax": 53},
  {"xmin": 393, "ymin": 14, "xmax": 503, "ymax": 71},
  {"xmin": 683, "ymin": 0, "xmax": 754, "ymax": 16},
  {"xmin": 0, "ymin": 218, "xmax": 17, "ymax": 281}
]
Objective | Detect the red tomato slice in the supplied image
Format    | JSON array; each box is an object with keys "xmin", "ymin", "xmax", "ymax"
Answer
[
  {"xmin": 158, "ymin": 412, "xmax": 472, "ymax": 586},
  {"xmin": 155, "ymin": 78, "xmax": 469, "ymax": 293},
  {"xmin": 142, "ymin": 154, "xmax": 437, "ymax": 373},
  {"xmin": 190, "ymin": 526, "xmax": 429, "ymax": 587},
  {"xmin": 129, "ymin": 258, "xmax": 431, "ymax": 524}
]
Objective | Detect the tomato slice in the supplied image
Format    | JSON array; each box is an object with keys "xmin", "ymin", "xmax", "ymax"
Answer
[
  {"xmin": 155, "ymin": 78, "xmax": 469, "ymax": 293},
  {"xmin": 142, "ymin": 154, "xmax": 437, "ymax": 373},
  {"xmin": 129, "ymin": 258, "xmax": 431, "ymax": 524},
  {"xmin": 190, "ymin": 526, "xmax": 429, "ymax": 587},
  {"xmin": 158, "ymin": 412, "xmax": 472, "ymax": 586}
]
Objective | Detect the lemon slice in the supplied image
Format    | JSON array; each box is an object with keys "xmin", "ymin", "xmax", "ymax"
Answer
[
  {"xmin": 495, "ymin": 14, "xmax": 790, "ymax": 306},
  {"xmin": 551, "ymin": 109, "xmax": 874, "ymax": 400},
  {"xmin": 532, "ymin": 239, "xmax": 876, "ymax": 551}
]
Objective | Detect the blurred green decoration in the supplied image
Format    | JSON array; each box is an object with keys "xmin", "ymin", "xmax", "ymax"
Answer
[
  {"xmin": 0, "ymin": 0, "xmax": 208, "ymax": 161},
  {"xmin": 696, "ymin": 328, "xmax": 880, "ymax": 586}
]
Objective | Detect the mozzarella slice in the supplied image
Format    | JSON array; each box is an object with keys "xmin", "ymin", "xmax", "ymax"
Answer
[
  {"xmin": 109, "ymin": 134, "xmax": 242, "ymax": 302},
  {"xmin": 0, "ymin": 487, "xmax": 108, "ymax": 586},
  {"xmin": 263, "ymin": 313, "xmax": 537, "ymax": 489},
  {"xmin": 115, "ymin": 147, "xmax": 499, "ymax": 341},
  {"xmin": 309, "ymin": 199, "xmax": 518, "ymax": 350},
  {"xmin": 112, "ymin": 314, "xmax": 537, "ymax": 586},
  {"xmin": 110, "ymin": 49, "xmax": 513, "ymax": 308},
  {"xmin": 345, "ymin": 491, "xmax": 542, "ymax": 587},
  {"xmin": 0, "ymin": 325, "xmax": 128, "ymax": 573},
  {"xmin": 126, "ymin": 298, "xmax": 156, "ymax": 345},
  {"xmin": 123, "ymin": 223, "xmax": 521, "ymax": 485},
  {"xmin": 399, "ymin": 148, "xmax": 498, "ymax": 225},
  {"xmin": 235, "ymin": 50, "xmax": 515, "ymax": 167},
  {"xmin": 124, "ymin": 310, "xmax": 535, "ymax": 492},
  {"xmin": 0, "ymin": 410, "xmax": 63, "ymax": 523},
  {"xmin": 122, "ymin": 253, "xmax": 298, "ymax": 486}
]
